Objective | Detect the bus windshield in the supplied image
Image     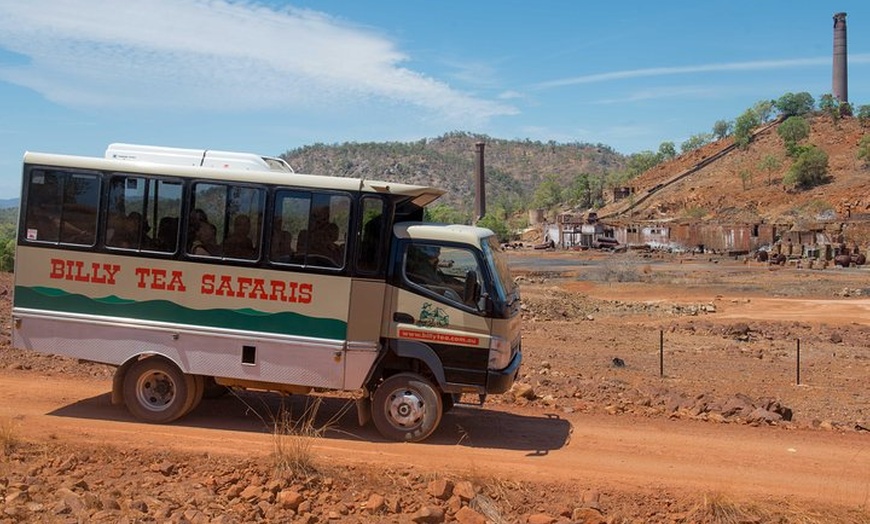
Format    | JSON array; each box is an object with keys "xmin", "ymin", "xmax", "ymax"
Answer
[{"xmin": 482, "ymin": 236, "xmax": 516, "ymax": 304}]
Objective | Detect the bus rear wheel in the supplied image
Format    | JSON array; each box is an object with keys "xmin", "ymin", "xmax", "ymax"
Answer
[
  {"xmin": 372, "ymin": 373, "xmax": 442, "ymax": 442},
  {"xmin": 123, "ymin": 357, "xmax": 193, "ymax": 423}
]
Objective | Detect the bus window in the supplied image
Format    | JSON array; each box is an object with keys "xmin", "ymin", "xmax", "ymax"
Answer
[
  {"xmin": 188, "ymin": 183, "xmax": 264, "ymax": 260},
  {"xmin": 357, "ymin": 196, "xmax": 385, "ymax": 274},
  {"xmin": 106, "ymin": 176, "xmax": 182, "ymax": 252},
  {"xmin": 23, "ymin": 170, "xmax": 99, "ymax": 246},
  {"xmin": 272, "ymin": 190, "xmax": 350, "ymax": 269}
]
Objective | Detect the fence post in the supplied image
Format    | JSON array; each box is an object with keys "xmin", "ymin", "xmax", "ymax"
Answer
[
  {"xmin": 796, "ymin": 338, "xmax": 801, "ymax": 385},
  {"xmin": 659, "ymin": 329, "xmax": 664, "ymax": 378}
]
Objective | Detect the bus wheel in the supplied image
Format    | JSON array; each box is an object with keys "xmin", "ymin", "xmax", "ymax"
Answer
[
  {"xmin": 184, "ymin": 374, "xmax": 205, "ymax": 416},
  {"xmin": 123, "ymin": 358, "xmax": 193, "ymax": 423},
  {"xmin": 372, "ymin": 373, "xmax": 442, "ymax": 442}
]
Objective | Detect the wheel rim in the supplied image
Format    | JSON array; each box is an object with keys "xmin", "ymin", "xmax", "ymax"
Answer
[
  {"xmin": 385, "ymin": 388, "xmax": 425, "ymax": 429},
  {"xmin": 136, "ymin": 370, "xmax": 177, "ymax": 412}
]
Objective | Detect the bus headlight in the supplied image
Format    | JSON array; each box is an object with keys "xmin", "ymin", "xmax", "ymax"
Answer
[{"xmin": 488, "ymin": 336, "xmax": 511, "ymax": 370}]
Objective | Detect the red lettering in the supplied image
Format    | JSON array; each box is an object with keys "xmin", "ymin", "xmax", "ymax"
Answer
[
  {"xmin": 269, "ymin": 280, "xmax": 287, "ymax": 301},
  {"xmin": 168, "ymin": 271, "xmax": 186, "ymax": 292},
  {"xmin": 250, "ymin": 278, "xmax": 267, "ymax": 300},
  {"xmin": 201, "ymin": 274, "xmax": 215, "ymax": 294},
  {"xmin": 135, "ymin": 267, "xmax": 149, "ymax": 288},
  {"xmin": 215, "ymin": 275, "xmax": 235, "ymax": 297},
  {"xmin": 50, "ymin": 259, "xmax": 65, "ymax": 279},
  {"xmin": 90, "ymin": 263, "xmax": 107, "ymax": 284},
  {"xmin": 151, "ymin": 268, "xmax": 167, "ymax": 290},
  {"xmin": 103, "ymin": 264, "xmax": 121, "ymax": 285},
  {"xmin": 298, "ymin": 283, "xmax": 313, "ymax": 304}
]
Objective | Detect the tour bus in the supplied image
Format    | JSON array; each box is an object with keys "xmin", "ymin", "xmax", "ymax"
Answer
[{"xmin": 12, "ymin": 144, "xmax": 522, "ymax": 442}]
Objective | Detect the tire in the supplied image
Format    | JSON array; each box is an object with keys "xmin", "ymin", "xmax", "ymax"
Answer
[
  {"xmin": 122, "ymin": 357, "xmax": 193, "ymax": 423},
  {"xmin": 184, "ymin": 374, "xmax": 205, "ymax": 416},
  {"xmin": 441, "ymin": 392, "xmax": 457, "ymax": 413},
  {"xmin": 372, "ymin": 373, "xmax": 442, "ymax": 442}
]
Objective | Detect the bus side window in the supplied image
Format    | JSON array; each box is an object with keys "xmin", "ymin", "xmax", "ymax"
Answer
[
  {"xmin": 357, "ymin": 196, "xmax": 385, "ymax": 274},
  {"xmin": 24, "ymin": 170, "xmax": 99, "ymax": 246}
]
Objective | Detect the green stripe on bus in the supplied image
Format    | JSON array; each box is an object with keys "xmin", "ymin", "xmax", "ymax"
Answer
[{"xmin": 14, "ymin": 286, "xmax": 347, "ymax": 339}]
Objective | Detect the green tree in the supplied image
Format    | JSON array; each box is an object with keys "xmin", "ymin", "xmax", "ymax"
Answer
[
  {"xmin": 532, "ymin": 174, "xmax": 563, "ymax": 210},
  {"xmin": 0, "ymin": 239, "xmax": 14, "ymax": 272},
  {"xmin": 752, "ymin": 100, "xmax": 776, "ymax": 123},
  {"xmin": 758, "ymin": 154, "xmax": 781, "ymax": 186},
  {"xmin": 857, "ymin": 105, "xmax": 870, "ymax": 126},
  {"xmin": 858, "ymin": 135, "xmax": 870, "ymax": 168},
  {"xmin": 658, "ymin": 141, "xmax": 677, "ymax": 160},
  {"xmin": 567, "ymin": 173, "xmax": 594, "ymax": 209},
  {"xmin": 777, "ymin": 116, "xmax": 810, "ymax": 156},
  {"xmin": 626, "ymin": 150, "xmax": 661, "ymax": 177},
  {"xmin": 738, "ymin": 168, "xmax": 752, "ymax": 190},
  {"xmin": 680, "ymin": 132, "xmax": 713, "ymax": 153},
  {"xmin": 424, "ymin": 204, "xmax": 468, "ymax": 225},
  {"xmin": 733, "ymin": 109, "xmax": 760, "ymax": 149},
  {"xmin": 774, "ymin": 92, "xmax": 815, "ymax": 117},
  {"xmin": 712, "ymin": 120, "xmax": 732, "ymax": 140},
  {"xmin": 784, "ymin": 145, "xmax": 828, "ymax": 189},
  {"xmin": 476, "ymin": 210, "xmax": 511, "ymax": 242}
]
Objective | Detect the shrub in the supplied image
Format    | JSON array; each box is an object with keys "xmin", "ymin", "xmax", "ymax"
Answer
[{"xmin": 784, "ymin": 146, "xmax": 828, "ymax": 189}]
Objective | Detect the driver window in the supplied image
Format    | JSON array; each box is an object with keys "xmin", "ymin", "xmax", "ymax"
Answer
[{"xmin": 404, "ymin": 244, "xmax": 484, "ymax": 309}]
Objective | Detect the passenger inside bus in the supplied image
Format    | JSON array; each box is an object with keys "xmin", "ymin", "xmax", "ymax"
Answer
[
  {"xmin": 155, "ymin": 216, "xmax": 179, "ymax": 251},
  {"xmin": 191, "ymin": 221, "xmax": 220, "ymax": 256},
  {"xmin": 406, "ymin": 245, "xmax": 463, "ymax": 301},
  {"xmin": 270, "ymin": 218, "xmax": 293, "ymax": 261},
  {"xmin": 223, "ymin": 215, "xmax": 256, "ymax": 259}
]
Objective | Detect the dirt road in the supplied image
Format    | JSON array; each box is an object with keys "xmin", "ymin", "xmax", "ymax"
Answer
[{"xmin": 3, "ymin": 371, "xmax": 867, "ymax": 508}]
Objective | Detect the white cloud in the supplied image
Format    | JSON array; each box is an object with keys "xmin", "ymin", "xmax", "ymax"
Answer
[
  {"xmin": 0, "ymin": 0, "xmax": 516, "ymax": 123},
  {"xmin": 595, "ymin": 86, "xmax": 721, "ymax": 105},
  {"xmin": 534, "ymin": 55, "xmax": 870, "ymax": 90}
]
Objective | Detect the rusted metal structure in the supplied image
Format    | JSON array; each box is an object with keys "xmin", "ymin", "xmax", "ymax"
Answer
[
  {"xmin": 474, "ymin": 141, "xmax": 486, "ymax": 223},
  {"xmin": 833, "ymin": 12, "xmax": 848, "ymax": 103}
]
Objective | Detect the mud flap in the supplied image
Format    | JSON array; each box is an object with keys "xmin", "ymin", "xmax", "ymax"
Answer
[{"xmin": 356, "ymin": 396, "xmax": 372, "ymax": 426}]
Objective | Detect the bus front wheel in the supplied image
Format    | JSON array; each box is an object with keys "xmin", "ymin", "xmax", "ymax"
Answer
[
  {"xmin": 123, "ymin": 357, "xmax": 194, "ymax": 423},
  {"xmin": 372, "ymin": 373, "xmax": 442, "ymax": 442}
]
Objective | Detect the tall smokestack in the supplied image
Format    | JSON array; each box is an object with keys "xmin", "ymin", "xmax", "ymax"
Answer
[
  {"xmin": 474, "ymin": 142, "xmax": 486, "ymax": 223},
  {"xmin": 833, "ymin": 12, "xmax": 848, "ymax": 103}
]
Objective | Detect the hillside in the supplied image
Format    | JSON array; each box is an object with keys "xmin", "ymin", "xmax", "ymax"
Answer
[
  {"xmin": 599, "ymin": 115, "xmax": 869, "ymax": 229},
  {"xmin": 281, "ymin": 132, "xmax": 625, "ymax": 213}
]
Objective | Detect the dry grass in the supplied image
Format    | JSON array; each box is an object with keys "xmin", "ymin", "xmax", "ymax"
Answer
[
  {"xmin": 0, "ymin": 417, "xmax": 18, "ymax": 456},
  {"xmin": 271, "ymin": 397, "xmax": 326, "ymax": 477},
  {"xmin": 683, "ymin": 492, "xmax": 869, "ymax": 524}
]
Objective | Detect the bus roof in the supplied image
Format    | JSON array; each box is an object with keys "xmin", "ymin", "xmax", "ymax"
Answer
[
  {"xmin": 23, "ymin": 150, "xmax": 445, "ymax": 207},
  {"xmin": 394, "ymin": 222, "xmax": 496, "ymax": 246}
]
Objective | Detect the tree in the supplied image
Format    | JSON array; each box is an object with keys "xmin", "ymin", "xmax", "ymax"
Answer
[
  {"xmin": 658, "ymin": 141, "xmax": 677, "ymax": 160},
  {"xmin": 567, "ymin": 173, "xmax": 595, "ymax": 209},
  {"xmin": 739, "ymin": 168, "xmax": 752, "ymax": 190},
  {"xmin": 424, "ymin": 204, "xmax": 468, "ymax": 225},
  {"xmin": 858, "ymin": 105, "xmax": 870, "ymax": 126},
  {"xmin": 680, "ymin": 132, "xmax": 713, "ymax": 153},
  {"xmin": 476, "ymin": 211, "xmax": 511, "ymax": 242},
  {"xmin": 784, "ymin": 146, "xmax": 828, "ymax": 189},
  {"xmin": 752, "ymin": 100, "xmax": 776, "ymax": 123},
  {"xmin": 626, "ymin": 150, "xmax": 661, "ymax": 177},
  {"xmin": 777, "ymin": 116, "xmax": 810, "ymax": 156},
  {"xmin": 733, "ymin": 109, "xmax": 760, "ymax": 149},
  {"xmin": 758, "ymin": 154, "xmax": 781, "ymax": 186},
  {"xmin": 712, "ymin": 120, "xmax": 733, "ymax": 140},
  {"xmin": 858, "ymin": 135, "xmax": 870, "ymax": 168},
  {"xmin": 532, "ymin": 174, "xmax": 563, "ymax": 210},
  {"xmin": 774, "ymin": 92, "xmax": 815, "ymax": 117},
  {"xmin": 818, "ymin": 94, "xmax": 840, "ymax": 123}
]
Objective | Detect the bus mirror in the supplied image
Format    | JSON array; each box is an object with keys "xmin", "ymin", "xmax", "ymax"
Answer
[{"xmin": 463, "ymin": 270, "xmax": 480, "ymax": 306}]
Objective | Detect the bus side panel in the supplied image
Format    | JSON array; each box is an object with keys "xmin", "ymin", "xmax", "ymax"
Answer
[
  {"xmin": 343, "ymin": 279, "xmax": 387, "ymax": 389},
  {"xmin": 12, "ymin": 314, "xmax": 346, "ymax": 388},
  {"xmin": 12, "ymin": 246, "xmax": 352, "ymax": 389}
]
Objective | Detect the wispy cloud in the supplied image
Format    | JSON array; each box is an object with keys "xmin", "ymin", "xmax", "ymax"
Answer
[
  {"xmin": 0, "ymin": 0, "xmax": 516, "ymax": 123},
  {"xmin": 595, "ymin": 85, "xmax": 721, "ymax": 105},
  {"xmin": 534, "ymin": 55, "xmax": 870, "ymax": 90}
]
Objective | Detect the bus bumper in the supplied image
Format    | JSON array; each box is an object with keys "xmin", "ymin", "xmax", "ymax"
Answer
[{"xmin": 486, "ymin": 349, "xmax": 522, "ymax": 394}]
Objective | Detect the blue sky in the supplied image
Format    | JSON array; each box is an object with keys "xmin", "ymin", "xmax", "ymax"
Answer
[{"xmin": 0, "ymin": 1, "xmax": 868, "ymax": 198}]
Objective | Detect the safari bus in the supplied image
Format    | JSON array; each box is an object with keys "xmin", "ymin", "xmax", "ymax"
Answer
[{"xmin": 12, "ymin": 143, "xmax": 522, "ymax": 442}]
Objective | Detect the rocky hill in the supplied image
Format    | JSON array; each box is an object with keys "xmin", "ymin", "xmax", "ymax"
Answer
[
  {"xmin": 281, "ymin": 132, "xmax": 625, "ymax": 213},
  {"xmin": 599, "ymin": 115, "xmax": 869, "ymax": 229}
]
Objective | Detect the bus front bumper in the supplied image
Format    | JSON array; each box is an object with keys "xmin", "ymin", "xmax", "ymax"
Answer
[{"xmin": 486, "ymin": 349, "xmax": 522, "ymax": 394}]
